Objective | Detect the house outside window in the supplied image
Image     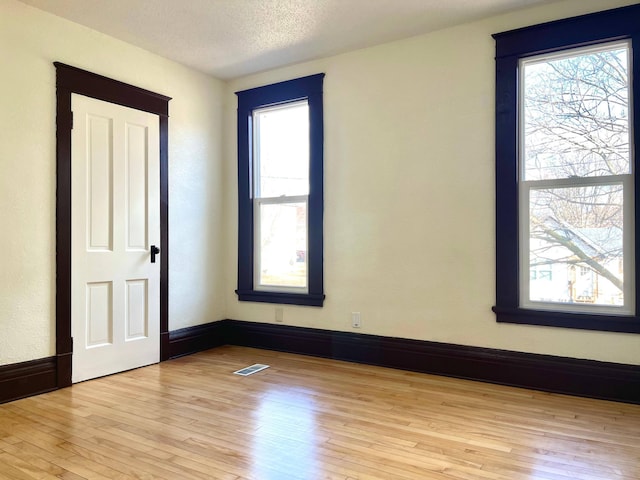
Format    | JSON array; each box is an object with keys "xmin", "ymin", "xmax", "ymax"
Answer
[
  {"xmin": 235, "ymin": 74, "xmax": 325, "ymax": 307},
  {"xmin": 492, "ymin": 5, "xmax": 640, "ymax": 333}
]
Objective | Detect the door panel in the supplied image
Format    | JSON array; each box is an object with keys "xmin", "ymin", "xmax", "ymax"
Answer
[
  {"xmin": 125, "ymin": 122, "xmax": 149, "ymax": 250},
  {"xmin": 72, "ymin": 94, "xmax": 160, "ymax": 383},
  {"xmin": 86, "ymin": 282, "xmax": 113, "ymax": 347},
  {"xmin": 87, "ymin": 115, "xmax": 113, "ymax": 251},
  {"xmin": 125, "ymin": 279, "xmax": 148, "ymax": 340}
]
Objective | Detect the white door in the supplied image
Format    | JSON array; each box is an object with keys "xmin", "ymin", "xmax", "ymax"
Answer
[{"xmin": 71, "ymin": 94, "xmax": 160, "ymax": 383}]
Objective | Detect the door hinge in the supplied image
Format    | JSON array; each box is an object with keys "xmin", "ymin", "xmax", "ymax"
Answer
[{"xmin": 70, "ymin": 111, "xmax": 73, "ymax": 129}]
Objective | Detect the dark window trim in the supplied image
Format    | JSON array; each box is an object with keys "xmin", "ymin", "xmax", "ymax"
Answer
[
  {"xmin": 492, "ymin": 4, "xmax": 640, "ymax": 334},
  {"xmin": 55, "ymin": 63, "xmax": 172, "ymax": 387},
  {"xmin": 235, "ymin": 74, "xmax": 325, "ymax": 307}
]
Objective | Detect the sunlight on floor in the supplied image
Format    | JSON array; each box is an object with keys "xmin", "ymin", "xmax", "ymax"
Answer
[{"xmin": 252, "ymin": 387, "xmax": 319, "ymax": 479}]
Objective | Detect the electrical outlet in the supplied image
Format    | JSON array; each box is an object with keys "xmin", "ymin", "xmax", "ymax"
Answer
[
  {"xmin": 275, "ymin": 307, "xmax": 284, "ymax": 323},
  {"xmin": 351, "ymin": 312, "xmax": 361, "ymax": 328}
]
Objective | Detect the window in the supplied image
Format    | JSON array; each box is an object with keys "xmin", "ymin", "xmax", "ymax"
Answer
[
  {"xmin": 493, "ymin": 5, "xmax": 640, "ymax": 333},
  {"xmin": 520, "ymin": 42, "xmax": 632, "ymax": 314},
  {"xmin": 235, "ymin": 74, "xmax": 325, "ymax": 306}
]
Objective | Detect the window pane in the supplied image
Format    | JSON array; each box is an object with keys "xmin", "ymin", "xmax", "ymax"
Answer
[
  {"xmin": 522, "ymin": 44, "xmax": 630, "ymax": 181},
  {"xmin": 258, "ymin": 202, "xmax": 307, "ymax": 288},
  {"xmin": 255, "ymin": 102, "xmax": 309, "ymax": 198},
  {"xmin": 528, "ymin": 185, "xmax": 624, "ymax": 306}
]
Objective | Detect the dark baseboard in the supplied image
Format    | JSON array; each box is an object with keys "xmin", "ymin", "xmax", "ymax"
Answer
[
  {"xmin": 0, "ymin": 322, "xmax": 226, "ymax": 405},
  {"xmin": 4, "ymin": 320, "xmax": 638, "ymax": 405},
  {"xmin": 167, "ymin": 321, "xmax": 227, "ymax": 359},
  {"xmin": 0, "ymin": 357, "xmax": 57, "ymax": 404},
  {"xmin": 223, "ymin": 319, "xmax": 640, "ymax": 405},
  {"xmin": 56, "ymin": 351, "xmax": 72, "ymax": 388}
]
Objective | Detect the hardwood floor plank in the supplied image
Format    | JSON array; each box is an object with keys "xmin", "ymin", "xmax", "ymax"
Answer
[
  {"xmin": 0, "ymin": 346, "xmax": 639, "ymax": 480},
  {"xmin": 0, "ymin": 451, "xmax": 63, "ymax": 480}
]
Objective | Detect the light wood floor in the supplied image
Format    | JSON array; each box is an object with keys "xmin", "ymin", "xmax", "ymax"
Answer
[{"xmin": 0, "ymin": 346, "xmax": 639, "ymax": 480}]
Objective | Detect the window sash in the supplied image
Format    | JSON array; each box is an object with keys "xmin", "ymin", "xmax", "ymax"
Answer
[
  {"xmin": 518, "ymin": 174, "xmax": 635, "ymax": 314},
  {"xmin": 252, "ymin": 100, "xmax": 310, "ymax": 200},
  {"xmin": 253, "ymin": 195, "xmax": 309, "ymax": 293},
  {"xmin": 518, "ymin": 41, "xmax": 632, "ymax": 183}
]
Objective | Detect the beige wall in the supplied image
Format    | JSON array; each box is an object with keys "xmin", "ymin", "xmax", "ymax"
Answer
[
  {"xmin": 0, "ymin": 0, "xmax": 226, "ymax": 365},
  {"xmin": 224, "ymin": 0, "xmax": 640, "ymax": 365},
  {"xmin": 2, "ymin": 0, "xmax": 639, "ymax": 369}
]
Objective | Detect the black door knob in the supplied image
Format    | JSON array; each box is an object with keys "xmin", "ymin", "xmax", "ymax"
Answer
[{"xmin": 150, "ymin": 245, "xmax": 160, "ymax": 263}]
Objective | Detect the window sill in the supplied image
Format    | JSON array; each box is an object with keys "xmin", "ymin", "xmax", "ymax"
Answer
[
  {"xmin": 493, "ymin": 306, "xmax": 640, "ymax": 334},
  {"xmin": 236, "ymin": 289, "xmax": 325, "ymax": 307}
]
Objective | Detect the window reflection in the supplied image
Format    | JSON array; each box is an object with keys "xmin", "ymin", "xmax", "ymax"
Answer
[{"xmin": 251, "ymin": 388, "xmax": 319, "ymax": 479}]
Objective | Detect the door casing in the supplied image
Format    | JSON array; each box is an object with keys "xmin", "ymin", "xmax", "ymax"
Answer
[{"xmin": 55, "ymin": 63, "xmax": 171, "ymax": 387}]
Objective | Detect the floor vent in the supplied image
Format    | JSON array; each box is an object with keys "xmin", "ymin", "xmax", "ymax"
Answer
[{"xmin": 233, "ymin": 364, "xmax": 270, "ymax": 376}]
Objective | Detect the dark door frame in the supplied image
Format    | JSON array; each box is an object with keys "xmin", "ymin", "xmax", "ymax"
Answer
[{"xmin": 55, "ymin": 63, "xmax": 171, "ymax": 387}]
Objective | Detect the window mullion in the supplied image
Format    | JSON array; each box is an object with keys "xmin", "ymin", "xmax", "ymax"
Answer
[
  {"xmin": 522, "ymin": 174, "xmax": 632, "ymax": 190},
  {"xmin": 255, "ymin": 194, "xmax": 308, "ymax": 205}
]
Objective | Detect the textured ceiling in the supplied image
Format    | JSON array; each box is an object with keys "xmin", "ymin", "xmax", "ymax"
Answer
[{"xmin": 19, "ymin": 0, "xmax": 558, "ymax": 79}]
